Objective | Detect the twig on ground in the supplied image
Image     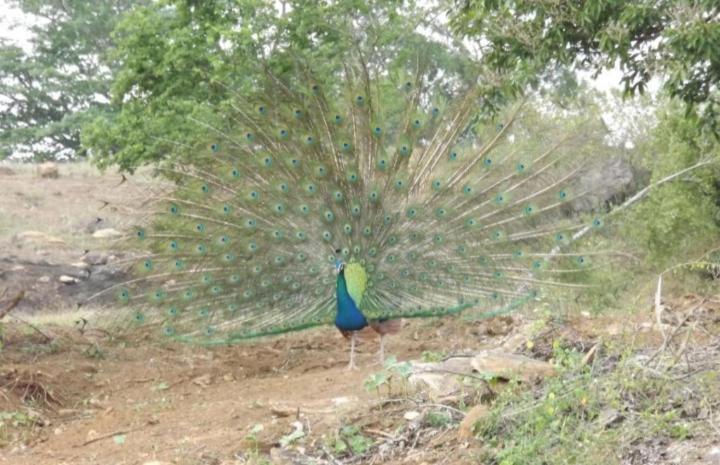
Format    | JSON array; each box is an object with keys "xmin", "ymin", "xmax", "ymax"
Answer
[
  {"xmin": 0, "ymin": 290, "xmax": 25, "ymax": 320},
  {"xmin": 10, "ymin": 315, "xmax": 54, "ymax": 343},
  {"xmin": 76, "ymin": 426, "xmax": 144, "ymax": 447}
]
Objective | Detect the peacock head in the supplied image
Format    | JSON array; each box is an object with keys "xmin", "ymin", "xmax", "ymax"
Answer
[{"xmin": 334, "ymin": 258, "xmax": 345, "ymax": 274}]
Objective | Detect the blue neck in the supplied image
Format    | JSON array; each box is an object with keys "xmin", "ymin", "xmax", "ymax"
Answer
[{"xmin": 335, "ymin": 269, "xmax": 368, "ymax": 331}]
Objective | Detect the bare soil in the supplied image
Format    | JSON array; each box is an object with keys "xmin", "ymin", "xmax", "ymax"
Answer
[{"xmin": 0, "ymin": 165, "xmax": 718, "ymax": 465}]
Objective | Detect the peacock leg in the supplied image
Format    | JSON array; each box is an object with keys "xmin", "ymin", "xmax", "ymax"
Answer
[
  {"xmin": 377, "ymin": 334, "xmax": 386, "ymax": 363},
  {"xmin": 346, "ymin": 332, "xmax": 358, "ymax": 370}
]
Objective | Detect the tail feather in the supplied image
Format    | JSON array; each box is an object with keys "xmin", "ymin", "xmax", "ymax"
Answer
[{"xmin": 84, "ymin": 49, "xmax": 615, "ymax": 344}]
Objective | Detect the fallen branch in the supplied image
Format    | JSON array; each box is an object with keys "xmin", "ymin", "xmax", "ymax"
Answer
[
  {"xmin": 76, "ymin": 426, "xmax": 144, "ymax": 447},
  {"xmin": 10, "ymin": 315, "xmax": 53, "ymax": 343}
]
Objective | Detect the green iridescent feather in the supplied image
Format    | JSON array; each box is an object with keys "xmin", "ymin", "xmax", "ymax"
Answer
[{"xmin": 82, "ymin": 49, "xmax": 611, "ymax": 344}]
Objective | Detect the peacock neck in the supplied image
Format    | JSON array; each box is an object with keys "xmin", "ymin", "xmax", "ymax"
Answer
[{"xmin": 335, "ymin": 269, "xmax": 368, "ymax": 331}]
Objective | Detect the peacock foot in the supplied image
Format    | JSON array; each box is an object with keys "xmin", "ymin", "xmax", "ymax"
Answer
[{"xmin": 345, "ymin": 361, "xmax": 359, "ymax": 371}]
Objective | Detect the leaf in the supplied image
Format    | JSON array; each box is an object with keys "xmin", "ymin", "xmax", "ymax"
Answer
[
  {"xmin": 153, "ymin": 382, "xmax": 170, "ymax": 391},
  {"xmin": 279, "ymin": 428, "xmax": 305, "ymax": 447},
  {"xmin": 363, "ymin": 372, "xmax": 388, "ymax": 392},
  {"xmin": 113, "ymin": 434, "xmax": 126, "ymax": 445}
]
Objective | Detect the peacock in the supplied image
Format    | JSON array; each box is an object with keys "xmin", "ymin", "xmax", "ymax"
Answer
[{"xmin": 83, "ymin": 52, "xmax": 608, "ymax": 369}]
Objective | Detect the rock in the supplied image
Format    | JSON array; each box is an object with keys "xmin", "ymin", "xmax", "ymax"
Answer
[
  {"xmin": 457, "ymin": 404, "xmax": 490, "ymax": 440},
  {"xmin": 704, "ymin": 446, "xmax": 720, "ymax": 464},
  {"xmin": 269, "ymin": 448, "xmax": 297, "ymax": 465},
  {"xmin": 82, "ymin": 252, "xmax": 109, "ymax": 266},
  {"xmin": 597, "ymin": 408, "xmax": 623, "ymax": 427},
  {"xmin": 71, "ymin": 261, "xmax": 91, "ymax": 270},
  {"xmin": 192, "ymin": 373, "xmax": 213, "ymax": 387},
  {"xmin": 37, "ymin": 275, "xmax": 51, "ymax": 283},
  {"xmin": 331, "ymin": 396, "xmax": 356, "ymax": 406},
  {"xmin": 83, "ymin": 217, "xmax": 113, "ymax": 234},
  {"xmin": 0, "ymin": 166, "xmax": 16, "ymax": 175},
  {"xmin": 470, "ymin": 350, "xmax": 557, "ymax": 381},
  {"xmin": 408, "ymin": 357, "xmax": 474, "ymax": 397},
  {"xmin": 92, "ymin": 228, "xmax": 122, "ymax": 239},
  {"xmin": 59, "ymin": 275, "xmax": 79, "ymax": 284},
  {"xmin": 38, "ymin": 162, "xmax": 59, "ymax": 179},
  {"xmin": 270, "ymin": 405, "xmax": 297, "ymax": 418},
  {"xmin": 57, "ymin": 409, "xmax": 80, "ymax": 418},
  {"xmin": 14, "ymin": 230, "xmax": 66, "ymax": 246},
  {"xmin": 570, "ymin": 157, "xmax": 648, "ymax": 213},
  {"xmin": 404, "ymin": 410, "xmax": 421, "ymax": 421}
]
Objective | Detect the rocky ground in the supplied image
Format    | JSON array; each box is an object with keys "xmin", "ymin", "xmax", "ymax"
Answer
[{"xmin": 0, "ymin": 164, "xmax": 718, "ymax": 465}]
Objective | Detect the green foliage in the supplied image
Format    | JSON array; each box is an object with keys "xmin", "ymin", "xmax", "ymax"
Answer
[
  {"xmin": 0, "ymin": 0, "xmax": 145, "ymax": 161},
  {"xmin": 279, "ymin": 427, "xmax": 305, "ymax": 447},
  {"xmin": 86, "ymin": 0, "xmax": 479, "ymax": 172},
  {"xmin": 0, "ymin": 410, "xmax": 40, "ymax": 447},
  {"xmin": 364, "ymin": 356, "xmax": 413, "ymax": 396},
  {"xmin": 475, "ymin": 344, "xmax": 711, "ymax": 465},
  {"xmin": 331, "ymin": 425, "xmax": 374, "ymax": 456},
  {"xmin": 424, "ymin": 410, "xmax": 453, "ymax": 428},
  {"xmin": 452, "ymin": 0, "xmax": 720, "ymax": 133},
  {"xmin": 421, "ymin": 350, "xmax": 445, "ymax": 362},
  {"xmin": 621, "ymin": 103, "xmax": 720, "ymax": 267}
]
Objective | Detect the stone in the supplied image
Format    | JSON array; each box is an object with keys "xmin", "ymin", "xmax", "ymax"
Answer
[
  {"xmin": 192, "ymin": 373, "xmax": 212, "ymax": 387},
  {"xmin": 270, "ymin": 405, "xmax": 297, "ymax": 418},
  {"xmin": 569, "ymin": 156, "xmax": 648, "ymax": 213},
  {"xmin": 38, "ymin": 162, "xmax": 59, "ymax": 179},
  {"xmin": 83, "ymin": 217, "xmax": 110, "ymax": 234},
  {"xmin": 59, "ymin": 275, "xmax": 79, "ymax": 284},
  {"xmin": 14, "ymin": 231, "xmax": 66, "ymax": 246},
  {"xmin": 704, "ymin": 446, "xmax": 720, "ymax": 464},
  {"xmin": 408, "ymin": 357, "xmax": 474, "ymax": 397},
  {"xmin": 404, "ymin": 410, "xmax": 421, "ymax": 421},
  {"xmin": 82, "ymin": 252, "xmax": 109, "ymax": 266},
  {"xmin": 57, "ymin": 409, "xmax": 79, "ymax": 418},
  {"xmin": 92, "ymin": 228, "xmax": 122, "ymax": 238},
  {"xmin": 470, "ymin": 350, "xmax": 557, "ymax": 381},
  {"xmin": 457, "ymin": 404, "xmax": 490, "ymax": 440}
]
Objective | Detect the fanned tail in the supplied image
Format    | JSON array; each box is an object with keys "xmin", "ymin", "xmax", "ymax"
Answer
[{"xmin": 84, "ymin": 53, "xmax": 612, "ymax": 344}]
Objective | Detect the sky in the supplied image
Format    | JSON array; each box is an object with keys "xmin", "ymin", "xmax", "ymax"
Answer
[{"xmin": 0, "ymin": 1, "xmax": 38, "ymax": 50}]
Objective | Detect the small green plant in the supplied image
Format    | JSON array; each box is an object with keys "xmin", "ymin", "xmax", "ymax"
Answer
[
  {"xmin": 363, "ymin": 356, "xmax": 413, "ymax": 397},
  {"xmin": 244, "ymin": 423, "xmax": 264, "ymax": 455},
  {"xmin": 0, "ymin": 410, "xmax": 40, "ymax": 447},
  {"xmin": 425, "ymin": 410, "xmax": 453, "ymax": 428},
  {"xmin": 279, "ymin": 423, "xmax": 305, "ymax": 447},
  {"xmin": 421, "ymin": 350, "xmax": 445, "ymax": 362},
  {"xmin": 331, "ymin": 425, "xmax": 374, "ymax": 456}
]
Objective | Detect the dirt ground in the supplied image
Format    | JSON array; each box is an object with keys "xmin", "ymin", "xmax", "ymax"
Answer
[
  {"xmin": 1, "ymin": 314, "xmax": 528, "ymax": 465},
  {"xmin": 1, "ymin": 165, "xmax": 718, "ymax": 465}
]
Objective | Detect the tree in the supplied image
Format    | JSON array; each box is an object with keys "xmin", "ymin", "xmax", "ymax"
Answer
[
  {"xmin": 452, "ymin": 0, "xmax": 720, "ymax": 133},
  {"xmin": 0, "ymin": 0, "xmax": 144, "ymax": 161},
  {"xmin": 83, "ymin": 0, "xmax": 481, "ymax": 172}
]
